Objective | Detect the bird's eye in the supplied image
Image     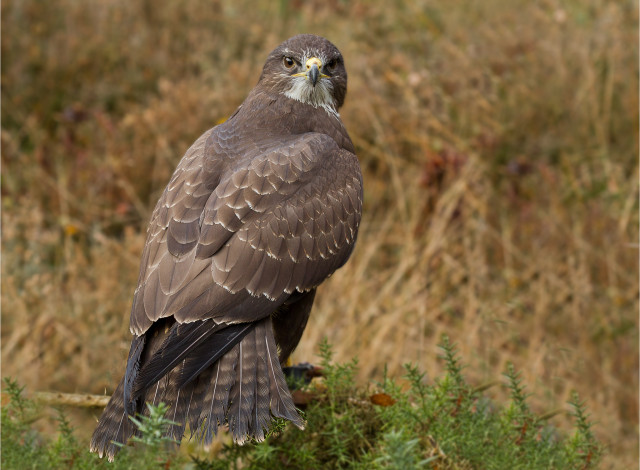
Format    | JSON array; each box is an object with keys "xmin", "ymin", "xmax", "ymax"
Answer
[
  {"xmin": 283, "ymin": 57, "xmax": 295, "ymax": 69},
  {"xmin": 326, "ymin": 59, "xmax": 338, "ymax": 71}
]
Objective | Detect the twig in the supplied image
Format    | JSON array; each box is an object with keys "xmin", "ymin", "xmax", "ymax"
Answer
[
  {"xmin": 29, "ymin": 365, "xmax": 327, "ymax": 409},
  {"xmin": 32, "ymin": 391, "xmax": 110, "ymax": 408}
]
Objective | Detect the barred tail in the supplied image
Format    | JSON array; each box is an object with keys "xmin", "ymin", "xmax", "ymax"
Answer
[
  {"xmin": 90, "ymin": 316, "xmax": 303, "ymax": 460},
  {"xmin": 188, "ymin": 316, "xmax": 304, "ymax": 445},
  {"xmin": 89, "ymin": 377, "xmax": 134, "ymax": 461}
]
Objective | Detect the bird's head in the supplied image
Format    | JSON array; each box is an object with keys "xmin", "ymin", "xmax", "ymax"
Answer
[{"xmin": 259, "ymin": 34, "xmax": 348, "ymax": 115}]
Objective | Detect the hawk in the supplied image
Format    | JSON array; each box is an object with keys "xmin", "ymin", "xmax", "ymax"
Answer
[{"xmin": 90, "ymin": 34, "xmax": 363, "ymax": 460}]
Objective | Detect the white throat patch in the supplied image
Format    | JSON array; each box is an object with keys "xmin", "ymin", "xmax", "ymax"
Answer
[{"xmin": 283, "ymin": 75, "xmax": 339, "ymax": 117}]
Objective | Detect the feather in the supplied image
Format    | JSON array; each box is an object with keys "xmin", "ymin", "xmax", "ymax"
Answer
[
  {"xmin": 206, "ymin": 343, "xmax": 238, "ymax": 442},
  {"xmin": 123, "ymin": 335, "xmax": 145, "ymax": 415},
  {"xmin": 261, "ymin": 319, "xmax": 304, "ymax": 427},
  {"xmin": 227, "ymin": 328, "xmax": 256, "ymax": 444},
  {"xmin": 190, "ymin": 316, "xmax": 302, "ymax": 445},
  {"xmin": 185, "ymin": 364, "xmax": 216, "ymax": 438},
  {"xmin": 90, "ymin": 377, "xmax": 135, "ymax": 462},
  {"xmin": 163, "ymin": 365, "xmax": 189, "ymax": 441},
  {"xmin": 253, "ymin": 346, "xmax": 271, "ymax": 441},
  {"xmin": 176, "ymin": 322, "xmax": 253, "ymax": 388},
  {"xmin": 131, "ymin": 319, "xmax": 221, "ymax": 399}
]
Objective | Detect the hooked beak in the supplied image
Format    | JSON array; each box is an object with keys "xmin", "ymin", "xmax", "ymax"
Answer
[
  {"xmin": 292, "ymin": 57, "xmax": 329, "ymax": 87},
  {"xmin": 308, "ymin": 63, "xmax": 320, "ymax": 86}
]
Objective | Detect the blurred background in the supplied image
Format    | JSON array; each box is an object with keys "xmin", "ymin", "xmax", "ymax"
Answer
[{"xmin": 1, "ymin": 0, "xmax": 637, "ymax": 467}]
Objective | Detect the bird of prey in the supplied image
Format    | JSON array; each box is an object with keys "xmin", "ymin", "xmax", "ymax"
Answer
[{"xmin": 90, "ymin": 34, "xmax": 362, "ymax": 460}]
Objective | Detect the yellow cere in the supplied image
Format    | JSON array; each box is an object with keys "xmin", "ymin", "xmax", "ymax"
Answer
[{"xmin": 292, "ymin": 57, "xmax": 330, "ymax": 79}]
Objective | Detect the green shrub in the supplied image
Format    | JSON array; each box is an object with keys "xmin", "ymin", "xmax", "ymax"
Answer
[
  {"xmin": 1, "ymin": 339, "xmax": 604, "ymax": 469},
  {"xmin": 1, "ymin": 377, "xmax": 187, "ymax": 469}
]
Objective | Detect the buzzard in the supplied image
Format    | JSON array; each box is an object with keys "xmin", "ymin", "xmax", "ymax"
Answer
[{"xmin": 90, "ymin": 34, "xmax": 363, "ymax": 460}]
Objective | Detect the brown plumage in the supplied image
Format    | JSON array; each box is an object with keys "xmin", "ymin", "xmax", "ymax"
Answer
[{"xmin": 90, "ymin": 34, "xmax": 362, "ymax": 460}]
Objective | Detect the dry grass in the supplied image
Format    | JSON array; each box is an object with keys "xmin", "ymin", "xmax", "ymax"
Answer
[{"xmin": 2, "ymin": 0, "xmax": 637, "ymax": 467}]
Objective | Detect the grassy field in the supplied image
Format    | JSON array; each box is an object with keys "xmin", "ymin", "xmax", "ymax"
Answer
[{"xmin": 2, "ymin": 0, "xmax": 637, "ymax": 467}]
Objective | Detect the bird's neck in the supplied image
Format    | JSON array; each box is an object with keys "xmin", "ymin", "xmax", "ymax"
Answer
[{"xmin": 228, "ymin": 88, "xmax": 354, "ymax": 153}]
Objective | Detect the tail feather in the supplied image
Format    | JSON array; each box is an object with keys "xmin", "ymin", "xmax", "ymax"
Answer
[
  {"xmin": 262, "ymin": 320, "xmax": 303, "ymax": 427},
  {"xmin": 91, "ymin": 316, "xmax": 303, "ymax": 460},
  {"xmin": 161, "ymin": 365, "xmax": 189, "ymax": 441},
  {"xmin": 131, "ymin": 320, "xmax": 219, "ymax": 400},
  {"xmin": 253, "ymin": 328, "xmax": 274, "ymax": 441},
  {"xmin": 90, "ymin": 378, "xmax": 135, "ymax": 462},
  {"xmin": 123, "ymin": 335, "xmax": 145, "ymax": 416},
  {"xmin": 201, "ymin": 344, "xmax": 237, "ymax": 443},
  {"xmin": 148, "ymin": 373, "xmax": 169, "ymax": 408},
  {"xmin": 196, "ymin": 316, "xmax": 303, "ymax": 444},
  {"xmin": 228, "ymin": 328, "xmax": 257, "ymax": 443},
  {"xmin": 185, "ymin": 364, "xmax": 217, "ymax": 438},
  {"xmin": 177, "ymin": 323, "xmax": 253, "ymax": 388},
  {"xmin": 198, "ymin": 361, "xmax": 222, "ymax": 443}
]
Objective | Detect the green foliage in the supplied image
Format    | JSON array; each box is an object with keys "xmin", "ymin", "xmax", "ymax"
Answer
[
  {"xmin": 122, "ymin": 402, "xmax": 181, "ymax": 467},
  {"xmin": 373, "ymin": 429, "xmax": 437, "ymax": 469},
  {"xmin": 1, "ymin": 377, "xmax": 46, "ymax": 468},
  {"xmin": 164, "ymin": 339, "xmax": 609, "ymax": 469},
  {"xmin": 126, "ymin": 402, "xmax": 178, "ymax": 455},
  {"xmin": 1, "ymin": 339, "xmax": 606, "ymax": 468},
  {"xmin": 2, "ymin": 339, "xmax": 607, "ymax": 468},
  {"xmin": 565, "ymin": 391, "xmax": 603, "ymax": 468},
  {"xmin": 48, "ymin": 409, "xmax": 80, "ymax": 469},
  {"xmin": 1, "ymin": 378, "xmax": 187, "ymax": 469}
]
